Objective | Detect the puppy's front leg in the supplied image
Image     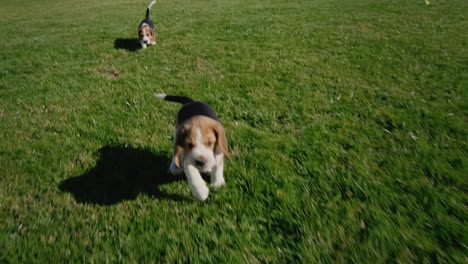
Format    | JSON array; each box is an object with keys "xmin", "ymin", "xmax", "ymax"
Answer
[
  {"xmin": 184, "ymin": 163, "xmax": 209, "ymax": 201},
  {"xmin": 211, "ymin": 153, "xmax": 225, "ymax": 189},
  {"xmin": 169, "ymin": 158, "xmax": 183, "ymax": 175},
  {"xmin": 140, "ymin": 41, "xmax": 147, "ymax": 49}
]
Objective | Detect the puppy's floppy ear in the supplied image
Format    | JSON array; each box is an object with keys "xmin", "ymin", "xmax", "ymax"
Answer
[
  {"xmin": 149, "ymin": 28, "xmax": 156, "ymax": 42},
  {"xmin": 174, "ymin": 127, "xmax": 186, "ymax": 168},
  {"xmin": 211, "ymin": 121, "xmax": 231, "ymax": 162}
]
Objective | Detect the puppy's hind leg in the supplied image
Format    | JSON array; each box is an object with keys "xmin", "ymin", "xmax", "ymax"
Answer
[{"xmin": 184, "ymin": 163, "xmax": 209, "ymax": 201}]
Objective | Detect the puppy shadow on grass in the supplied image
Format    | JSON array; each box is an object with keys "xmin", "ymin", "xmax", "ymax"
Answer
[
  {"xmin": 114, "ymin": 38, "xmax": 140, "ymax": 51},
  {"xmin": 59, "ymin": 145, "xmax": 187, "ymax": 205}
]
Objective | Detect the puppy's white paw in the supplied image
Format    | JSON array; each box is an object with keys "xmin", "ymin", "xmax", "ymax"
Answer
[
  {"xmin": 192, "ymin": 185, "xmax": 209, "ymax": 201},
  {"xmin": 211, "ymin": 179, "xmax": 226, "ymax": 189}
]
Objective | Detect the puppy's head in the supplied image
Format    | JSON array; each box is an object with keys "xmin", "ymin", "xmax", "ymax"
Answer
[
  {"xmin": 138, "ymin": 25, "xmax": 155, "ymax": 45},
  {"xmin": 174, "ymin": 116, "xmax": 231, "ymax": 172}
]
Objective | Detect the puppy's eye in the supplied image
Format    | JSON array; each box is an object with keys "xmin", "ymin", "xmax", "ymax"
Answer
[
  {"xmin": 187, "ymin": 143, "xmax": 194, "ymax": 149},
  {"xmin": 207, "ymin": 141, "xmax": 214, "ymax": 147}
]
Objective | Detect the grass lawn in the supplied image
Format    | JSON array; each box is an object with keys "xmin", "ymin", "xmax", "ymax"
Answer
[{"xmin": 0, "ymin": 0, "xmax": 466, "ymax": 262}]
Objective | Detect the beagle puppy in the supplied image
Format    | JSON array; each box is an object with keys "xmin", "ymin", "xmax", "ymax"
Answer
[
  {"xmin": 138, "ymin": 0, "xmax": 157, "ymax": 49},
  {"xmin": 155, "ymin": 93, "xmax": 231, "ymax": 201}
]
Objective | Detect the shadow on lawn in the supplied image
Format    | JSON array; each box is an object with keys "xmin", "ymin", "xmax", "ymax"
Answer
[
  {"xmin": 114, "ymin": 38, "xmax": 140, "ymax": 51},
  {"xmin": 59, "ymin": 145, "xmax": 186, "ymax": 205}
]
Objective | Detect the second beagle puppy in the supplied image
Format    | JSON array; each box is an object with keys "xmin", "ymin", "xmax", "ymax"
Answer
[
  {"xmin": 138, "ymin": 0, "xmax": 157, "ymax": 49},
  {"xmin": 155, "ymin": 93, "xmax": 231, "ymax": 201}
]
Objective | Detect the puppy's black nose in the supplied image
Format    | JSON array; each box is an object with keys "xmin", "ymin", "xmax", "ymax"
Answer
[{"xmin": 195, "ymin": 159, "xmax": 205, "ymax": 167}]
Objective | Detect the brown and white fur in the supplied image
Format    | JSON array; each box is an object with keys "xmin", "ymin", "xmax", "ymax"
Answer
[
  {"xmin": 138, "ymin": 0, "xmax": 157, "ymax": 49},
  {"xmin": 155, "ymin": 93, "xmax": 231, "ymax": 201}
]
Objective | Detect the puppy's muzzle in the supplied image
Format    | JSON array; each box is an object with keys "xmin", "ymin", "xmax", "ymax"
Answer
[{"xmin": 195, "ymin": 159, "xmax": 205, "ymax": 168}]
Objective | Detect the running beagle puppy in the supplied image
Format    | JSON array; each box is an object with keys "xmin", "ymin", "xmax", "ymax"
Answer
[
  {"xmin": 155, "ymin": 93, "xmax": 231, "ymax": 201},
  {"xmin": 138, "ymin": 0, "xmax": 157, "ymax": 49}
]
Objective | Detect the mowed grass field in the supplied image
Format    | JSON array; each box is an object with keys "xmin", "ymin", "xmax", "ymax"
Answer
[{"xmin": 0, "ymin": 0, "xmax": 466, "ymax": 262}]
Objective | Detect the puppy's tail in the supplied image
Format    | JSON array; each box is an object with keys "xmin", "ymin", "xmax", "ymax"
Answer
[
  {"xmin": 155, "ymin": 93, "xmax": 194, "ymax": 105},
  {"xmin": 145, "ymin": 0, "xmax": 157, "ymax": 18}
]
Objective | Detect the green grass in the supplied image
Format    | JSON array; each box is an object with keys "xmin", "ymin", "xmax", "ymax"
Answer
[{"xmin": 0, "ymin": 0, "xmax": 467, "ymax": 262}]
